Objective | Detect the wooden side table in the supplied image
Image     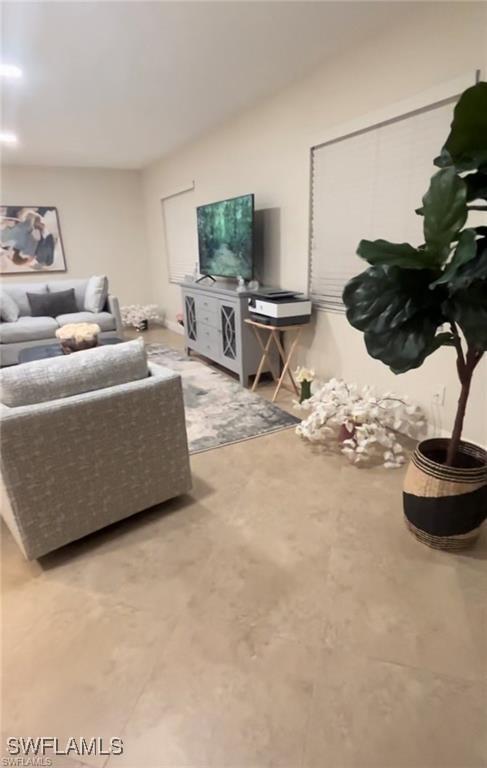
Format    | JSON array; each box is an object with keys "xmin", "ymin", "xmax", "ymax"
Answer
[{"xmin": 244, "ymin": 318, "xmax": 306, "ymax": 402}]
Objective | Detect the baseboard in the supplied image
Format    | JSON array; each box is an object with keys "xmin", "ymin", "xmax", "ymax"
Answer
[
  {"xmin": 164, "ymin": 319, "xmax": 184, "ymax": 336},
  {"xmin": 432, "ymin": 426, "xmax": 486, "ymax": 451}
]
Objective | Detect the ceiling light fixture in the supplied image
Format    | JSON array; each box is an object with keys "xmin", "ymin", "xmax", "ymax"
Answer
[
  {"xmin": 0, "ymin": 64, "xmax": 22, "ymax": 79},
  {"xmin": 0, "ymin": 132, "xmax": 18, "ymax": 145}
]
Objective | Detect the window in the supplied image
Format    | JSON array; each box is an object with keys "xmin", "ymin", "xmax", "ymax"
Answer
[
  {"xmin": 308, "ymin": 97, "xmax": 464, "ymax": 312},
  {"xmin": 161, "ymin": 183, "xmax": 197, "ymax": 283}
]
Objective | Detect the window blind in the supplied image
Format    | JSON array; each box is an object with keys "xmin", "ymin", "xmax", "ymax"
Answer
[
  {"xmin": 309, "ymin": 99, "xmax": 459, "ymax": 312},
  {"xmin": 161, "ymin": 184, "xmax": 197, "ymax": 284}
]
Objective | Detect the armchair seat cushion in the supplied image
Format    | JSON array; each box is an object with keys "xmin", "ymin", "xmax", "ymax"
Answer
[
  {"xmin": 0, "ymin": 316, "xmax": 59, "ymax": 344},
  {"xmin": 56, "ymin": 311, "xmax": 116, "ymax": 332}
]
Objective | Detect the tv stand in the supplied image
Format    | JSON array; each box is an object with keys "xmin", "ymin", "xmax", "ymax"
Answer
[
  {"xmin": 195, "ymin": 274, "xmax": 216, "ymax": 284},
  {"xmin": 181, "ymin": 280, "xmax": 277, "ymax": 386}
]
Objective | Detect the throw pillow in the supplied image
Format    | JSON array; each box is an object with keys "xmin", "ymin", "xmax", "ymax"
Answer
[
  {"xmin": 84, "ymin": 275, "xmax": 108, "ymax": 313},
  {"xmin": 0, "ymin": 290, "xmax": 20, "ymax": 322},
  {"xmin": 27, "ymin": 288, "xmax": 78, "ymax": 317}
]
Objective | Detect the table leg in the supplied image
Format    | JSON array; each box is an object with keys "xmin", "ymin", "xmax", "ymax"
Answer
[
  {"xmin": 251, "ymin": 327, "xmax": 279, "ymax": 391},
  {"xmin": 251, "ymin": 327, "xmax": 277, "ymax": 391},
  {"xmin": 273, "ymin": 331, "xmax": 299, "ymax": 395},
  {"xmin": 272, "ymin": 327, "xmax": 302, "ymax": 402}
]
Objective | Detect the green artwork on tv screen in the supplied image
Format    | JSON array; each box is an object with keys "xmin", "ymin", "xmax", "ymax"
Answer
[{"xmin": 197, "ymin": 194, "xmax": 253, "ymax": 279}]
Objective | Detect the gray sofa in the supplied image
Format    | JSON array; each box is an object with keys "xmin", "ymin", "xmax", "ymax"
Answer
[
  {"xmin": 0, "ymin": 277, "xmax": 123, "ymax": 366},
  {"xmin": 0, "ymin": 340, "xmax": 192, "ymax": 559}
]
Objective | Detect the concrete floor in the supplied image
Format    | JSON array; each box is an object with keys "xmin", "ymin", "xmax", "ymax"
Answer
[{"xmin": 1, "ymin": 328, "xmax": 486, "ymax": 768}]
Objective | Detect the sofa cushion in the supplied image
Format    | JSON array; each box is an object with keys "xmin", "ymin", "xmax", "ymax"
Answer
[
  {"xmin": 48, "ymin": 279, "xmax": 89, "ymax": 311},
  {"xmin": 0, "ymin": 289, "xmax": 19, "ymax": 322},
  {"xmin": 0, "ymin": 339, "xmax": 148, "ymax": 407},
  {"xmin": 56, "ymin": 311, "xmax": 116, "ymax": 332},
  {"xmin": 0, "ymin": 316, "xmax": 59, "ymax": 344},
  {"xmin": 84, "ymin": 275, "xmax": 108, "ymax": 313},
  {"xmin": 28, "ymin": 288, "xmax": 78, "ymax": 318},
  {"xmin": 3, "ymin": 282, "xmax": 48, "ymax": 316}
]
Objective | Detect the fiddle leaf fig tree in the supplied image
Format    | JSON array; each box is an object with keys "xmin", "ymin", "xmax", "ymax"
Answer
[{"xmin": 343, "ymin": 82, "xmax": 487, "ymax": 467}]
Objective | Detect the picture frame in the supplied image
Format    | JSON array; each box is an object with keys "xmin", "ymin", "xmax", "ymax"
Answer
[{"xmin": 0, "ymin": 205, "xmax": 67, "ymax": 274}]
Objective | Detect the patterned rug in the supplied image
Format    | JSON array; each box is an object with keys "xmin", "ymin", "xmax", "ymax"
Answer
[{"xmin": 146, "ymin": 343, "xmax": 299, "ymax": 453}]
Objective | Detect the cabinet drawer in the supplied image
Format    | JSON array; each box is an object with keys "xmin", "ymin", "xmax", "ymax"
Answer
[
  {"xmin": 195, "ymin": 295, "xmax": 218, "ymax": 326},
  {"xmin": 196, "ymin": 307, "xmax": 218, "ymax": 328},
  {"xmin": 197, "ymin": 323, "xmax": 220, "ymax": 359}
]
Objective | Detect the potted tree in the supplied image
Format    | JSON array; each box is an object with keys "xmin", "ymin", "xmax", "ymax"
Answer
[{"xmin": 343, "ymin": 82, "xmax": 487, "ymax": 550}]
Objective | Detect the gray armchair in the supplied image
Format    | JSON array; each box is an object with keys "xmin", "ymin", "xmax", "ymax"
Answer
[{"xmin": 0, "ymin": 343, "xmax": 191, "ymax": 559}]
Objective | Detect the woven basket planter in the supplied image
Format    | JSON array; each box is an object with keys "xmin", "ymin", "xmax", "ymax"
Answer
[{"xmin": 403, "ymin": 438, "xmax": 487, "ymax": 551}]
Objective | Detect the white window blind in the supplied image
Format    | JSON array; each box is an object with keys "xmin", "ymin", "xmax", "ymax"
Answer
[
  {"xmin": 309, "ymin": 99, "xmax": 459, "ymax": 312},
  {"xmin": 161, "ymin": 184, "xmax": 197, "ymax": 284}
]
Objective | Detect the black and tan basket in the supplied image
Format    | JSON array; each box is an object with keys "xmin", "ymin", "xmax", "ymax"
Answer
[{"xmin": 403, "ymin": 438, "xmax": 487, "ymax": 550}]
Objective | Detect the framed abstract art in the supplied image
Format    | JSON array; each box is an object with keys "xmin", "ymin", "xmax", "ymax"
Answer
[{"xmin": 0, "ymin": 206, "xmax": 67, "ymax": 274}]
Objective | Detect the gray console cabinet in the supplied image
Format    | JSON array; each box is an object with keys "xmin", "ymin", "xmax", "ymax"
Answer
[{"xmin": 181, "ymin": 281, "xmax": 275, "ymax": 386}]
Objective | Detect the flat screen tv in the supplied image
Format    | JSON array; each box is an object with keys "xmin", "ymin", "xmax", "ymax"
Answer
[{"xmin": 197, "ymin": 193, "xmax": 254, "ymax": 280}]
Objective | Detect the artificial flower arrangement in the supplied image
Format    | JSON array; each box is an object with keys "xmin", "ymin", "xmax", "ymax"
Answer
[
  {"xmin": 295, "ymin": 377, "xmax": 425, "ymax": 468},
  {"xmin": 56, "ymin": 322, "xmax": 101, "ymax": 353},
  {"xmin": 121, "ymin": 304, "xmax": 163, "ymax": 331},
  {"xmin": 295, "ymin": 367, "xmax": 315, "ymax": 403}
]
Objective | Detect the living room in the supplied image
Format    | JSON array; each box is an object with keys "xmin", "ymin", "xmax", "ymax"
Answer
[{"xmin": 1, "ymin": 2, "xmax": 486, "ymax": 767}]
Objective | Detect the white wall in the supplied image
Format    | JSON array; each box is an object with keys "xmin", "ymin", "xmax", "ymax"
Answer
[
  {"xmin": 1, "ymin": 165, "xmax": 149, "ymax": 304},
  {"xmin": 142, "ymin": 2, "xmax": 487, "ymax": 447}
]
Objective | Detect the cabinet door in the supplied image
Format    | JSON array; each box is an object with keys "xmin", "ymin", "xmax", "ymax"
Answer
[
  {"xmin": 220, "ymin": 302, "xmax": 238, "ymax": 365},
  {"xmin": 184, "ymin": 295, "xmax": 197, "ymax": 342}
]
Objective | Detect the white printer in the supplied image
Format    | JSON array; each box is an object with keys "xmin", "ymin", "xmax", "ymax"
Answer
[{"xmin": 248, "ymin": 288, "xmax": 312, "ymax": 326}]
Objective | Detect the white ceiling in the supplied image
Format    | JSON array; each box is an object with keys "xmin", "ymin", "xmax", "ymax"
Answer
[{"xmin": 1, "ymin": 1, "xmax": 412, "ymax": 169}]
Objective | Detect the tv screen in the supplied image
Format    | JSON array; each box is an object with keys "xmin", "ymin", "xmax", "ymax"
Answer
[{"xmin": 197, "ymin": 193, "xmax": 254, "ymax": 280}]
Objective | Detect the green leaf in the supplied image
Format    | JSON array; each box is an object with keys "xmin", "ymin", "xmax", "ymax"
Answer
[
  {"xmin": 447, "ymin": 238, "xmax": 487, "ymax": 292},
  {"xmin": 465, "ymin": 171, "xmax": 487, "ymax": 202},
  {"xmin": 434, "ymin": 82, "xmax": 487, "ymax": 172},
  {"xmin": 451, "ymin": 225, "xmax": 487, "ymax": 242},
  {"xmin": 422, "ymin": 168, "xmax": 468, "ymax": 263},
  {"xmin": 368, "ymin": 329, "xmax": 455, "ymax": 374},
  {"xmin": 434, "ymin": 148, "xmax": 453, "ymax": 169},
  {"xmin": 446, "ymin": 282, "xmax": 487, "ymax": 350},
  {"xmin": 357, "ymin": 239, "xmax": 426, "ymax": 269},
  {"xmin": 343, "ymin": 265, "xmax": 440, "ymax": 333},
  {"xmin": 365, "ymin": 319, "xmax": 440, "ymax": 374},
  {"xmin": 429, "ymin": 229, "xmax": 477, "ymax": 289},
  {"xmin": 343, "ymin": 265, "xmax": 446, "ymax": 372},
  {"xmin": 431, "ymin": 331, "xmax": 456, "ymax": 348}
]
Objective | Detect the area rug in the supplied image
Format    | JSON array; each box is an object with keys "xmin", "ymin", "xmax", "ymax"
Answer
[{"xmin": 146, "ymin": 343, "xmax": 299, "ymax": 453}]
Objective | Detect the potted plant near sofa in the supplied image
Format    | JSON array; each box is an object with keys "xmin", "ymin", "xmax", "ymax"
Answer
[{"xmin": 343, "ymin": 82, "xmax": 487, "ymax": 550}]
